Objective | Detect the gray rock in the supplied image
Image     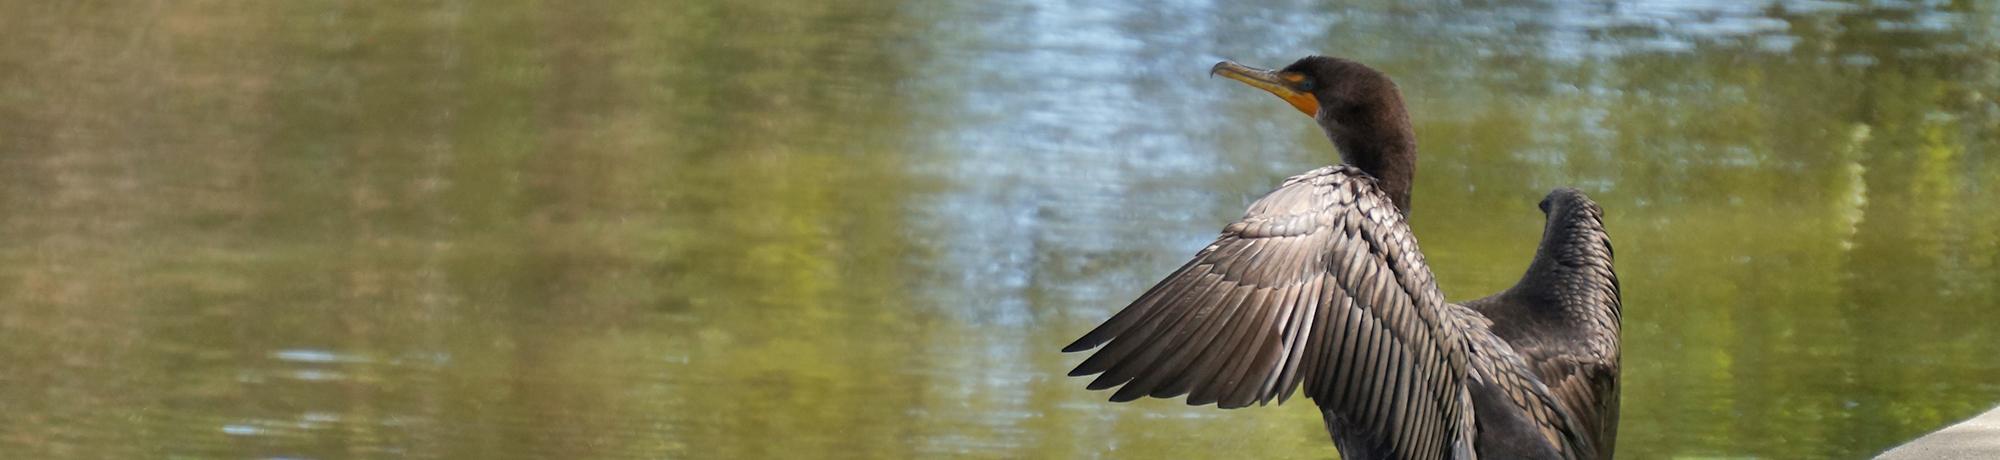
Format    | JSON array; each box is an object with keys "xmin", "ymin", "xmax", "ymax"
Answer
[{"xmin": 1878, "ymin": 405, "xmax": 2000, "ymax": 459}]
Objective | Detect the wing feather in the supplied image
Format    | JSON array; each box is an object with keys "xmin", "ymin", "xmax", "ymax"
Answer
[
  {"xmin": 1463, "ymin": 189, "xmax": 1622, "ymax": 458},
  {"xmin": 1066, "ymin": 166, "xmax": 1477, "ymax": 459}
]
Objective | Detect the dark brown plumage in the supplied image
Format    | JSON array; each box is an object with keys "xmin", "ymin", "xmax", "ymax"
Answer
[
  {"xmin": 1063, "ymin": 56, "xmax": 1621, "ymax": 459},
  {"xmin": 1464, "ymin": 188, "xmax": 1622, "ymax": 459}
]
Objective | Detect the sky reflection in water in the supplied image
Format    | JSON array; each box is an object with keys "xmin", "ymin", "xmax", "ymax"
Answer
[{"xmin": 1, "ymin": 1, "xmax": 1997, "ymax": 459}]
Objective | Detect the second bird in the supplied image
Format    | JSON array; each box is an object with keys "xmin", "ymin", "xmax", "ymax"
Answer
[{"xmin": 1062, "ymin": 56, "xmax": 1622, "ymax": 460}]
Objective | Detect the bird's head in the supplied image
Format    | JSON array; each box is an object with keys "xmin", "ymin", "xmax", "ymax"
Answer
[
  {"xmin": 1211, "ymin": 55, "xmax": 1417, "ymax": 211},
  {"xmin": 1209, "ymin": 56, "xmax": 1405, "ymax": 134}
]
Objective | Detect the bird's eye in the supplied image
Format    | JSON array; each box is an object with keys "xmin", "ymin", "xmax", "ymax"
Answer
[{"xmin": 1297, "ymin": 79, "xmax": 1316, "ymax": 91}]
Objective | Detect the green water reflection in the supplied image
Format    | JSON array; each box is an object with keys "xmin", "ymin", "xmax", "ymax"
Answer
[{"xmin": 1, "ymin": 1, "xmax": 1996, "ymax": 458}]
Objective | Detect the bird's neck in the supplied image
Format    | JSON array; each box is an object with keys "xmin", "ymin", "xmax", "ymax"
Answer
[{"xmin": 1327, "ymin": 118, "xmax": 1417, "ymax": 213}]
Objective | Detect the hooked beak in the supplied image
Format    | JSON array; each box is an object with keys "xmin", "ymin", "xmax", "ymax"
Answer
[{"xmin": 1210, "ymin": 60, "xmax": 1320, "ymax": 117}]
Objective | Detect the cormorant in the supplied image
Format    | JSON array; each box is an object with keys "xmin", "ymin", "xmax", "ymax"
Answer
[{"xmin": 1061, "ymin": 56, "xmax": 1622, "ymax": 460}]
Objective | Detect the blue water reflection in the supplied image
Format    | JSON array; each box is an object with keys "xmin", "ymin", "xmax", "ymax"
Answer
[{"xmin": 0, "ymin": 1, "xmax": 1995, "ymax": 459}]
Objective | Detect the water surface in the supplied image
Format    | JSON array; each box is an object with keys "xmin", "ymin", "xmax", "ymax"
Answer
[{"xmin": 2, "ymin": 1, "xmax": 1998, "ymax": 458}]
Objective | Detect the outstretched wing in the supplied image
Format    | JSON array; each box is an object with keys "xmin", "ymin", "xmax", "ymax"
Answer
[
  {"xmin": 1508, "ymin": 304, "xmax": 1619, "ymax": 459},
  {"xmin": 1063, "ymin": 165, "xmax": 1472, "ymax": 459},
  {"xmin": 1469, "ymin": 187, "xmax": 1623, "ymax": 459},
  {"xmin": 1524, "ymin": 348, "xmax": 1617, "ymax": 459},
  {"xmin": 1456, "ymin": 304, "xmax": 1593, "ymax": 459}
]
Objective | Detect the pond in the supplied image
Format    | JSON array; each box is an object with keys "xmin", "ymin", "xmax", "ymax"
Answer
[{"xmin": 2, "ymin": 1, "xmax": 1996, "ymax": 458}]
